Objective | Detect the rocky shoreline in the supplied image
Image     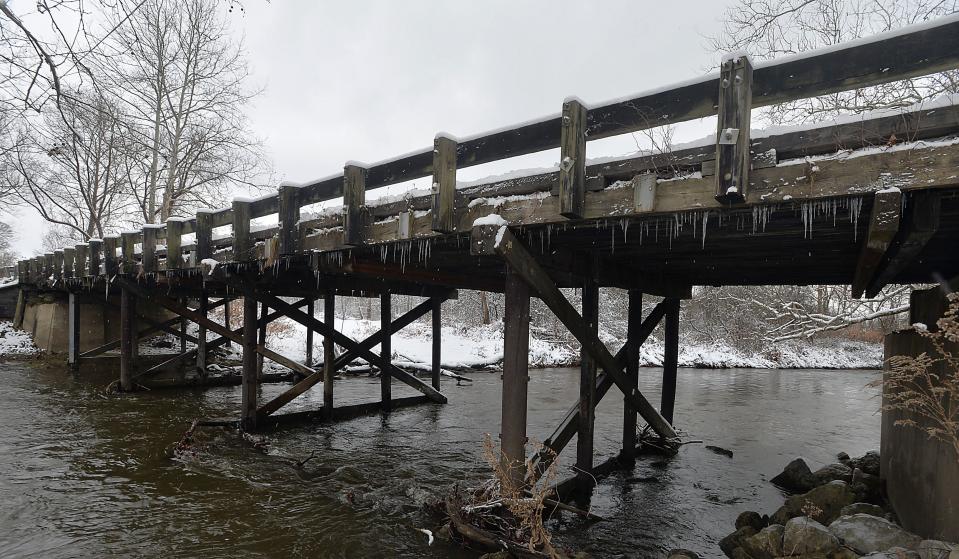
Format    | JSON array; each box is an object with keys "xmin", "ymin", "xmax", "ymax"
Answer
[{"xmin": 667, "ymin": 451, "xmax": 958, "ymax": 559}]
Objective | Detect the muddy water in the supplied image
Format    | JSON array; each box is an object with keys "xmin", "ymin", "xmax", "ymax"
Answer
[{"xmin": 0, "ymin": 361, "xmax": 880, "ymax": 558}]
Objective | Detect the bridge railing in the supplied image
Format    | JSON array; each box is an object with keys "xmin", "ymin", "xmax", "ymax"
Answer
[{"xmin": 17, "ymin": 13, "xmax": 959, "ymax": 285}]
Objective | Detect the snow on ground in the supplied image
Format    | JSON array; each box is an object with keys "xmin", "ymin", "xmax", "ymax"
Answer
[
  {"xmin": 0, "ymin": 321, "xmax": 39, "ymax": 356},
  {"xmin": 259, "ymin": 317, "xmax": 881, "ymax": 371}
]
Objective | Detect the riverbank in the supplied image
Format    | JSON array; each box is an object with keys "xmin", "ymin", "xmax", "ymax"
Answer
[{"xmin": 0, "ymin": 317, "xmax": 882, "ymax": 370}]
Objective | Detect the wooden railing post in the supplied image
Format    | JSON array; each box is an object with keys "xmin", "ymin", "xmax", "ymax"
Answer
[
  {"xmin": 343, "ymin": 163, "xmax": 368, "ymax": 247},
  {"xmin": 141, "ymin": 226, "xmax": 159, "ymax": 273},
  {"xmin": 53, "ymin": 250, "xmax": 64, "ymax": 282},
  {"xmin": 431, "ymin": 134, "xmax": 457, "ymax": 233},
  {"xmin": 166, "ymin": 219, "xmax": 183, "ymax": 270},
  {"xmin": 559, "ymin": 97, "xmax": 587, "ymax": 219},
  {"xmin": 103, "ymin": 236, "xmax": 119, "ymax": 276},
  {"xmin": 278, "ymin": 182, "xmax": 301, "ymax": 254},
  {"xmin": 195, "ymin": 210, "xmax": 214, "ymax": 263},
  {"xmin": 88, "ymin": 239, "xmax": 101, "ymax": 277},
  {"xmin": 715, "ymin": 54, "xmax": 753, "ymax": 203},
  {"xmin": 75, "ymin": 244, "xmax": 88, "ymax": 278},
  {"xmin": 63, "ymin": 248, "xmax": 75, "ymax": 279},
  {"xmin": 232, "ymin": 199, "xmax": 252, "ymax": 261},
  {"xmin": 121, "ymin": 232, "xmax": 137, "ymax": 274}
]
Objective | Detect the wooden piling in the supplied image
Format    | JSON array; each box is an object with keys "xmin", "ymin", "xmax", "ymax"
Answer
[
  {"xmin": 431, "ymin": 134, "xmax": 457, "ymax": 233},
  {"xmin": 306, "ymin": 299, "xmax": 315, "ymax": 367},
  {"xmin": 344, "ymin": 163, "xmax": 368, "ymax": 247},
  {"xmin": 431, "ymin": 297, "xmax": 442, "ymax": 390},
  {"xmin": 119, "ymin": 287, "xmax": 135, "ymax": 391},
  {"xmin": 87, "ymin": 239, "xmax": 101, "ymax": 277},
  {"xmin": 68, "ymin": 292, "xmax": 80, "ymax": 371},
  {"xmin": 224, "ymin": 298, "xmax": 232, "ymax": 348},
  {"xmin": 501, "ymin": 266, "xmax": 530, "ymax": 488},
  {"xmin": 381, "ymin": 292, "xmax": 392, "ymax": 411},
  {"xmin": 661, "ymin": 298, "xmax": 680, "ymax": 424},
  {"xmin": 576, "ymin": 272, "xmax": 598, "ymax": 483},
  {"xmin": 257, "ymin": 302, "xmax": 268, "ymax": 377},
  {"xmin": 197, "ymin": 294, "xmax": 208, "ymax": 376},
  {"xmin": 559, "ymin": 97, "xmax": 587, "ymax": 219},
  {"xmin": 622, "ymin": 290, "xmax": 642, "ymax": 458},
  {"xmin": 323, "ymin": 292, "xmax": 335, "ymax": 419},
  {"xmin": 715, "ymin": 54, "xmax": 753, "ymax": 203},
  {"xmin": 241, "ymin": 294, "xmax": 258, "ymax": 429}
]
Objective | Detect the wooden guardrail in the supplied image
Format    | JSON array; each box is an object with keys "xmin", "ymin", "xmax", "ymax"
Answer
[{"xmin": 16, "ymin": 13, "xmax": 959, "ymax": 286}]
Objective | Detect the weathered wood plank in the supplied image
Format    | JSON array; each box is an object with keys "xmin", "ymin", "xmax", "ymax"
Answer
[
  {"xmin": 852, "ymin": 189, "xmax": 903, "ymax": 298},
  {"xmin": 431, "ymin": 135, "xmax": 457, "ymax": 233},
  {"xmin": 560, "ymin": 98, "xmax": 588, "ymax": 218},
  {"xmin": 502, "ymin": 265, "xmax": 530, "ymax": 488},
  {"xmin": 866, "ymin": 190, "xmax": 942, "ymax": 297},
  {"xmin": 344, "ymin": 163, "xmax": 368, "ymax": 247},
  {"xmin": 715, "ymin": 55, "xmax": 752, "ymax": 203}
]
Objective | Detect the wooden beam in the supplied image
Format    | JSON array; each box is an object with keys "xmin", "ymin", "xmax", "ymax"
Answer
[
  {"xmin": 305, "ymin": 299, "xmax": 314, "ymax": 367},
  {"xmin": 141, "ymin": 226, "xmax": 159, "ymax": 273},
  {"xmin": 344, "ymin": 163, "xmax": 368, "ymax": 247},
  {"xmin": 381, "ymin": 292, "xmax": 392, "ymax": 411},
  {"xmin": 866, "ymin": 190, "xmax": 942, "ymax": 297},
  {"xmin": 242, "ymin": 293, "xmax": 258, "ymax": 429},
  {"xmin": 431, "ymin": 134, "xmax": 457, "ymax": 233},
  {"xmin": 68, "ymin": 292, "xmax": 80, "ymax": 371},
  {"xmin": 256, "ymin": 302, "xmax": 267, "ymax": 377},
  {"xmin": 121, "ymin": 232, "xmax": 137, "ymax": 275},
  {"xmin": 661, "ymin": 298, "xmax": 680, "ymax": 424},
  {"xmin": 278, "ymin": 182, "xmax": 301, "ymax": 254},
  {"xmin": 559, "ymin": 98, "xmax": 587, "ymax": 218},
  {"xmin": 471, "ymin": 224, "xmax": 677, "ymax": 440},
  {"xmin": 622, "ymin": 290, "xmax": 642, "ymax": 459},
  {"xmin": 502, "ymin": 264, "xmax": 531, "ymax": 488},
  {"xmin": 166, "ymin": 219, "xmax": 184, "ymax": 270},
  {"xmin": 197, "ymin": 293, "xmax": 208, "ymax": 375},
  {"xmin": 195, "ymin": 211, "xmax": 214, "ymax": 262},
  {"xmin": 63, "ymin": 248, "xmax": 75, "ymax": 279},
  {"xmin": 852, "ymin": 188, "xmax": 903, "ymax": 298},
  {"xmin": 715, "ymin": 55, "xmax": 753, "ymax": 203},
  {"xmin": 53, "ymin": 251, "xmax": 63, "ymax": 282},
  {"xmin": 431, "ymin": 298, "xmax": 441, "ymax": 390},
  {"xmin": 323, "ymin": 291, "xmax": 335, "ymax": 419},
  {"xmin": 120, "ymin": 286, "xmax": 135, "ymax": 391},
  {"xmin": 576, "ymin": 268, "xmax": 598, "ymax": 483},
  {"xmin": 102, "ymin": 236, "xmax": 118, "ymax": 276},
  {"xmin": 87, "ymin": 239, "xmax": 101, "ymax": 277},
  {"xmin": 233, "ymin": 199, "xmax": 252, "ymax": 261}
]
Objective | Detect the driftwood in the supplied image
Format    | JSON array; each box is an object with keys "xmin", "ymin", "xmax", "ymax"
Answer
[{"xmin": 445, "ymin": 491, "xmax": 558, "ymax": 559}]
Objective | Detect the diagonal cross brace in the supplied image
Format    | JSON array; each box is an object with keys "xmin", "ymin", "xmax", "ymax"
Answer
[
  {"xmin": 258, "ymin": 295, "xmax": 449, "ymax": 417},
  {"xmin": 116, "ymin": 279, "xmax": 318, "ymax": 379},
  {"xmin": 471, "ymin": 224, "xmax": 678, "ymax": 440},
  {"xmin": 530, "ymin": 300, "xmax": 670, "ymax": 478},
  {"xmin": 242, "ymin": 290, "xmax": 448, "ymax": 405}
]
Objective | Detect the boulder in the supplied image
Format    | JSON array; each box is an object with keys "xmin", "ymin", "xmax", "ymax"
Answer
[
  {"xmin": 771, "ymin": 457, "xmax": 819, "ymax": 493},
  {"xmin": 917, "ymin": 540, "xmax": 959, "ymax": 559},
  {"xmin": 741, "ymin": 524, "xmax": 784, "ymax": 559},
  {"xmin": 735, "ymin": 510, "xmax": 767, "ymax": 532},
  {"xmin": 783, "ymin": 517, "xmax": 840, "ymax": 556},
  {"xmin": 771, "ymin": 481, "xmax": 857, "ymax": 526},
  {"xmin": 814, "ymin": 463, "xmax": 854, "ymax": 485},
  {"xmin": 832, "ymin": 547, "xmax": 861, "ymax": 559},
  {"xmin": 829, "ymin": 514, "xmax": 922, "ymax": 555},
  {"xmin": 720, "ymin": 526, "xmax": 756, "ymax": 558},
  {"xmin": 840, "ymin": 502, "xmax": 887, "ymax": 518},
  {"xmin": 837, "ymin": 451, "xmax": 851, "ymax": 463},
  {"xmin": 850, "ymin": 468, "xmax": 884, "ymax": 504},
  {"xmin": 851, "ymin": 450, "xmax": 881, "ymax": 476},
  {"xmin": 730, "ymin": 548, "xmax": 749, "ymax": 559},
  {"xmin": 666, "ymin": 549, "xmax": 699, "ymax": 559},
  {"xmin": 860, "ymin": 548, "xmax": 920, "ymax": 558}
]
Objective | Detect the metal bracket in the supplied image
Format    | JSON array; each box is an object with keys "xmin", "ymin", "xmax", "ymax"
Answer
[{"xmin": 718, "ymin": 127, "xmax": 740, "ymax": 145}]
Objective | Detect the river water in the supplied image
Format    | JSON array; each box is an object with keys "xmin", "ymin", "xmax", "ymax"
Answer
[{"xmin": 0, "ymin": 360, "xmax": 881, "ymax": 558}]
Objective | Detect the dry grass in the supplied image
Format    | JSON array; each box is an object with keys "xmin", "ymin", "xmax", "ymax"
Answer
[{"xmin": 874, "ymin": 293, "xmax": 959, "ymax": 462}]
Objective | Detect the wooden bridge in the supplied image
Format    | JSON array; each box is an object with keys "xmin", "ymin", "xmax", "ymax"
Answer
[{"xmin": 9, "ymin": 15, "xmax": 959, "ymax": 490}]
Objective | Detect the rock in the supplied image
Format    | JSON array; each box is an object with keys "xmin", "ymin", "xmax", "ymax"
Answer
[
  {"xmin": 917, "ymin": 540, "xmax": 959, "ymax": 559},
  {"xmin": 730, "ymin": 548, "xmax": 749, "ymax": 559},
  {"xmin": 720, "ymin": 526, "xmax": 757, "ymax": 558},
  {"xmin": 860, "ymin": 547, "xmax": 920, "ymax": 558},
  {"xmin": 771, "ymin": 457, "xmax": 819, "ymax": 493},
  {"xmin": 832, "ymin": 547, "xmax": 860, "ymax": 559},
  {"xmin": 814, "ymin": 463, "xmax": 854, "ymax": 485},
  {"xmin": 851, "ymin": 450, "xmax": 881, "ymax": 476},
  {"xmin": 837, "ymin": 451, "xmax": 851, "ymax": 463},
  {"xmin": 850, "ymin": 468, "xmax": 884, "ymax": 504},
  {"xmin": 478, "ymin": 553, "xmax": 511, "ymax": 559},
  {"xmin": 829, "ymin": 514, "xmax": 922, "ymax": 555},
  {"xmin": 741, "ymin": 524, "xmax": 784, "ymax": 559},
  {"xmin": 841, "ymin": 502, "xmax": 887, "ymax": 518},
  {"xmin": 667, "ymin": 549, "xmax": 699, "ymax": 559},
  {"xmin": 735, "ymin": 510, "xmax": 767, "ymax": 532},
  {"xmin": 783, "ymin": 517, "xmax": 840, "ymax": 555},
  {"xmin": 770, "ymin": 481, "xmax": 857, "ymax": 526}
]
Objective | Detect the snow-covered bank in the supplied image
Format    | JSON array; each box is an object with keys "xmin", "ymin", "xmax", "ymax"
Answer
[
  {"xmin": 0, "ymin": 321, "xmax": 39, "ymax": 357},
  {"xmin": 262, "ymin": 317, "xmax": 882, "ymax": 371}
]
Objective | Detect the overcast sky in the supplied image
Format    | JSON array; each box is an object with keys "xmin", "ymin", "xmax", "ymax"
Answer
[{"xmin": 10, "ymin": 0, "xmax": 736, "ymax": 255}]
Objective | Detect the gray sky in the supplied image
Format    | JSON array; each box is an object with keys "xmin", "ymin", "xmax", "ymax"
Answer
[{"xmin": 11, "ymin": 0, "xmax": 735, "ymax": 255}]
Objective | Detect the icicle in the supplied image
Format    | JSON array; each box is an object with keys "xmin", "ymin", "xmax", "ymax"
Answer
[{"xmin": 702, "ymin": 211, "xmax": 709, "ymax": 249}]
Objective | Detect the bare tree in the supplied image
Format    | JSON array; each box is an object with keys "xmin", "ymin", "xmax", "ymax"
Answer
[
  {"xmin": 710, "ymin": 0, "xmax": 959, "ymax": 125},
  {"xmin": 99, "ymin": 0, "xmax": 267, "ymax": 223},
  {"xmin": 0, "ymin": 221, "xmax": 17, "ymax": 266}
]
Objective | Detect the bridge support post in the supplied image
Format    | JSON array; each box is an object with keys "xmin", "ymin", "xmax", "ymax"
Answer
[
  {"xmin": 306, "ymin": 299, "xmax": 315, "ymax": 367},
  {"xmin": 431, "ymin": 298, "xmax": 442, "ymax": 390},
  {"xmin": 661, "ymin": 298, "xmax": 681, "ymax": 424},
  {"xmin": 576, "ymin": 270, "xmax": 598, "ymax": 485},
  {"xmin": 323, "ymin": 292, "xmax": 335, "ymax": 419},
  {"xmin": 68, "ymin": 291, "xmax": 80, "ymax": 372},
  {"xmin": 502, "ymin": 265, "xmax": 531, "ymax": 489},
  {"xmin": 119, "ymin": 287, "xmax": 135, "ymax": 391},
  {"xmin": 241, "ymin": 293, "xmax": 259, "ymax": 430},
  {"xmin": 381, "ymin": 292, "xmax": 392, "ymax": 412},
  {"xmin": 196, "ymin": 294, "xmax": 208, "ymax": 376},
  {"xmin": 257, "ymin": 302, "xmax": 268, "ymax": 378},
  {"xmin": 622, "ymin": 290, "xmax": 642, "ymax": 459},
  {"xmin": 223, "ymin": 298, "xmax": 232, "ymax": 348}
]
